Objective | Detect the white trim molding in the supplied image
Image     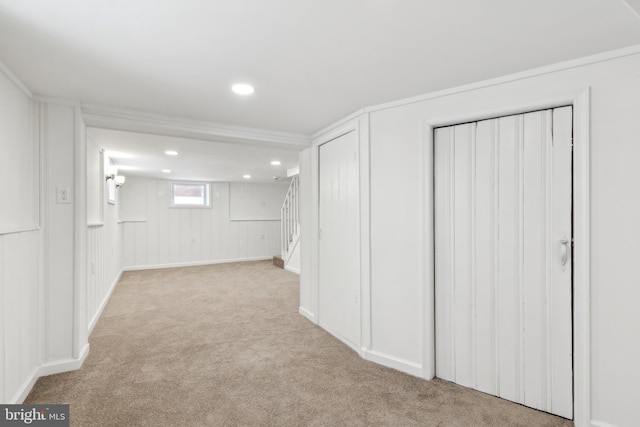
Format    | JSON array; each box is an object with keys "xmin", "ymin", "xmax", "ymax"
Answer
[
  {"xmin": 364, "ymin": 350, "xmax": 424, "ymax": 379},
  {"xmin": 299, "ymin": 307, "xmax": 315, "ymax": 323},
  {"xmin": 0, "ymin": 58, "xmax": 33, "ymax": 99},
  {"xmin": 591, "ymin": 420, "xmax": 620, "ymax": 427},
  {"xmin": 81, "ymin": 104, "xmax": 311, "ymax": 150},
  {"xmin": 315, "ymin": 43, "xmax": 640, "ymax": 139},
  {"xmin": 422, "ymin": 89, "xmax": 591, "ymax": 425},
  {"xmin": 122, "ymin": 256, "xmax": 273, "ymax": 271},
  {"xmin": 10, "ymin": 344, "xmax": 90, "ymax": 404},
  {"xmin": 284, "ymin": 265, "xmax": 300, "ymax": 275},
  {"xmin": 88, "ymin": 271, "xmax": 123, "ymax": 335},
  {"xmin": 623, "ymin": 0, "xmax": 640, "ymax": 17}
]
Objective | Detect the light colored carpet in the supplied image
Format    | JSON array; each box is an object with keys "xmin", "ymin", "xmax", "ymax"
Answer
[{"xmin": 26, "ymin": 260, "xmax": 573, "ymax": 426}]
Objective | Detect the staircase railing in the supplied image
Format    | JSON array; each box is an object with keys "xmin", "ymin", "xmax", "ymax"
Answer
[{"xmin": 281, "ymin": 175, "xmax": 299, "ymax": 261}]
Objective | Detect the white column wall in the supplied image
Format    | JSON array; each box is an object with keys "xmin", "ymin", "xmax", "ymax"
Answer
[
  {"xmin": 588, "ymin": 77, "xmax": 640, "ymax": 427},
  {"xmin": 0, "ymin": 64, "xmax": 40, "ymax": 404},
  {"xmin": 299, "ymin": 148, "xmax": 314, "ymax": 320},
  {"xmin": 0, "ymin": 63, "xmax": 103, "ymax": 403}
]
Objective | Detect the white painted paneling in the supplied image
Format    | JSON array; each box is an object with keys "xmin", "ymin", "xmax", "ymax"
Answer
[
  {"xmin": 0, "ymin": 67, "xmax": 37, "ymax": 234},
  {"xmin": 1, "ymin": 231, "xmax": 40, "ymax": 403},
  {"xmin": 0, "ymin": 67, "xmax": 41, "ymax": 404},
  {"xmin": 87, "ymin": 187, "xmax": 122, "ymax": 332},
  {"xmin": 120, "ymin": 178, "xmax": 281, "ymax": 268},
  {"xmin": 119, "ymin": 175, "xmax": 147, "ymax": 221},
  {"xmin": 473, "ymin": 118, "xmax": 496, "ymax": 395},
  {"xmin": 299, "ymin": 148, "xmax": 313, "ymax": 318},
  {"xmin": 589, "ymin": 77, "xmax": 640, "ymax": 427},
  {"xmin": 549, "ymin": 107, "xmax": 573, "ymax": 418},
  {"xmin": 434, "ymin": 107, "xmax": 572, "ymax": 418},
  {"xmin": 0, "ymin": 235, "xmax": 4, "ymax": 404},
  {"xmin": 43, "ymin": 103, "xmax": 77, "ymax": 361},
  {"xmin": 318, "ymin": 131, "xmax": 360, "ymax": 348},
  {"xmin": 229, "ymin": 182, "xmax": 290, "ymax": 221},
  {"xmin": 86, "ymin": 135, "xmax": 103, "ymax": 224}
]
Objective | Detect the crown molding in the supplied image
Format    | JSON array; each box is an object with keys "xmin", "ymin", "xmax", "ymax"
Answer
[
  {"xmin": 623, "ymin": 0, "xmax": 640, "ymax": 17},
  {"xmin": 33, "ymin": 95, "xmax": 82, "ymax": 107},
  {"xmin": 313, "ymin": 43, "xmax": 640, "ymax": 139},
  {"xmin": 0, "ymin": 58, "xmax": 33, "ymax": 99},
  {"xmin": 81, "ymin": 104, "xmax": 311, "ymax": 149}
]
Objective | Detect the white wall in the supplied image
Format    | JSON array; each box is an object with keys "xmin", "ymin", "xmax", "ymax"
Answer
[
  {"xmin": 0, "ymin": 67, "xmax": 37, "ymax": 234},
  {"xmin": 307, "ymin": 49, "xmax": 640, "ymax": 427},
  {"xmin": 0, "ymin": 61, "xmax": 101, "ymax": 402},
  {"xmin": 86, "ymin": 135, "xmax": 102, "ymax": 225},
  {"xmin": 298, "ymin": 148, "xmax": 313, "ymax": 320},
  {"xmin": 120, "ymin": 177, "xmax": 281, "ymax": 269},
  {"xmin": 86, "ymin": 147, "xmax": 122, "ymax": 333},
  {"xmin": 0, "ymin": 64, "xmax": 41, "ymax": 404},
  {"xmin": 43, "ymin": 102, "xmax": 79, "ymax": 362},
  {"xmin": 0, "ymin": 66, "xmax": 91, "ymax": 403},
  {"xmin": 588, "ymin": 76, "xmax": 640, "ymax": 427},
  {"xmin": 229, "ymin": 182, "xmax": 289, "ymax": 221}
]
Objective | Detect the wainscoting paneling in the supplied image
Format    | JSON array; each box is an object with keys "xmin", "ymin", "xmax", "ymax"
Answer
[
  {"xmin": 121, "ymin": 179, "xmax": 281, "ymax": 268},
  {"xmin": 87, "ymin": 224, "xmax": 122, "ymax": 332},
  {"xmin": 0, "ymin": 231, "xmax": 40, "ymax": 403}
]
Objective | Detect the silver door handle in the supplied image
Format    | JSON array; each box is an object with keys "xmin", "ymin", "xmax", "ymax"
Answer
[{"xmin": 559, "ymin": 238, "xmax": 569, "ymax": 267}]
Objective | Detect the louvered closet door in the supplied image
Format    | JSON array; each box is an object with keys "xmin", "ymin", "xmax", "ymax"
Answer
[{"xmin": 434, "ymin": 107, "xmax": 573, "ymax": 419}]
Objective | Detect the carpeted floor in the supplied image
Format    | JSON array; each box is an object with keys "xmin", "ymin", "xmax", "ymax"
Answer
[{"xmin": 26, "ymin": 260, "xmax": 573, "ymax": 426}]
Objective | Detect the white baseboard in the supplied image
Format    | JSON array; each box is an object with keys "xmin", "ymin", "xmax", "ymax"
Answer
[
  {"xmin": 299, "ymin": 306, "xmax": 316, "ymax": 323},
  {"xmin": 9, "ymin": 367, "xmax": 39, "ymax": 404},
  {"xmin": 38, "ymin": 344, "xmax": 90, "ymax": 377},
  {"xmin": 285, "ymin": 265, "xmax": 300, "ymax": 274},
  {"xmin": 88, "ymin": 271, "xmax": 122, "ymax": 335},
  {"xmin": 122, "ymin": 256, "xmax": 272, "ymax": 271},
  {"xmin": 10, "ymin": 344, "xmax": 90, "ymax": 404},
  {"xmin": 363, "ymin": 349, "xmax": 424, "ymax": 378},
  {"xmin": 592, "ymin": 420, "xmax": 619, "ymax": 427}
]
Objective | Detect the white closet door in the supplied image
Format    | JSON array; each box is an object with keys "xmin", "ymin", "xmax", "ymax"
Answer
[
  {"xmin": 318, "ymin": 131, "xmax": 360, "ymax": 347},
  {"xmin": 435, "ymin": 107, "xmax": 573, "ymax": 419}
]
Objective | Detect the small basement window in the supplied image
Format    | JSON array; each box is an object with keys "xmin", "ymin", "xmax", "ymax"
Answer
[{"xmin": 170, "ymin": 181, "xmax": 211, "ymax": 208}]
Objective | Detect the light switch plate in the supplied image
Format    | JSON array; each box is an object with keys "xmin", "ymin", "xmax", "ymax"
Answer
[{"xmin": 56, "ymin": 186, "xmax": 72, "ymax": 204}]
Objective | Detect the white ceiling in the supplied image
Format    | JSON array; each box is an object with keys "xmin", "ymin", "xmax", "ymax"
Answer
[
  {"xmin": 2, "ymin": 0, "xmax": 640, "ymax": 181},
  {"xmin": 88, "ymin": 127, "xmax": 299, "ymax": 182}
]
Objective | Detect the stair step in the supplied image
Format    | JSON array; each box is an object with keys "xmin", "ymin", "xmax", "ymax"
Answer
[{"xmin": 272, "ymin": 255, "xmax": 284, "ymax": 269}]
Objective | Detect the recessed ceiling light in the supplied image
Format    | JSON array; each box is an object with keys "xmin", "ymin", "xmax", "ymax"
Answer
[
  {"xmin": 270, "ymin": 160, "xmax": 281, "ymax": 166},
  {"xmin": 162, "ymin": 169, "xmax": 171, "ymax": 173},
  {"xmin": 165, "ymin": 150, "xmax": 178, "ymax": 156},
  {"xmin": 232, "ymin": 83, "xmax": 255, "ymax": 95},
  {"xmin": 243, "ymin": 174, "xmax": 251, "ymax": 179}
]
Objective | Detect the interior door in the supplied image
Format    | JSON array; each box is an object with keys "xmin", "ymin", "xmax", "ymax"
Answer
[
  {"xmin": 318, "ymin": 130, "xmax": 360, "ymax": 348},
  {"xmin": 434, "ymin": 107, "xmax": 573, "ymax": 419}
]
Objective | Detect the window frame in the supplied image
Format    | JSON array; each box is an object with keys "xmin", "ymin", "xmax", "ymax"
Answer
[{"xmin": 169, "ymin": 181, "xmax": 212, "ymax": 208}]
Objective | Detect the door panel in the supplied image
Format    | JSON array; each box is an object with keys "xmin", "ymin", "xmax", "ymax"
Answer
[
  {"xmin": 435, "ymin": 107, "xmax": 573, "ymax": 419},
  {"xmin": 318, "ymin": 131, "xmax": 360, "ymax": 347}
]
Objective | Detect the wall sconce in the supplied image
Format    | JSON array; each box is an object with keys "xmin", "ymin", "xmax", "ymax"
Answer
[
  {"xmin": 106, "ymin": 166, "xmax": 125, "ymax": 188},
  {"xmin": 106, "ymin": 165, "xmax": 118, "ymax": 182}
]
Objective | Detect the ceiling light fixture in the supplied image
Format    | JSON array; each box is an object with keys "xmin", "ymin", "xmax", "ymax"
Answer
[
  {"xmin": 232, "ymin": 83, "xmax": 255, "ymax": 95},
  {"xmin": 270, "ymin": 160, "xmax": 281, "ymax": 166},
  {"xmin": 243, "ymin": 174, "xmax": 251, "ymax": 179},
  {"xmin": 165, "ymin": 150, "xmax": 178, "ymax": 156},
  {"xmin": 162, "ymin": 169, "xmax": 171, "ymax": 173}
]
